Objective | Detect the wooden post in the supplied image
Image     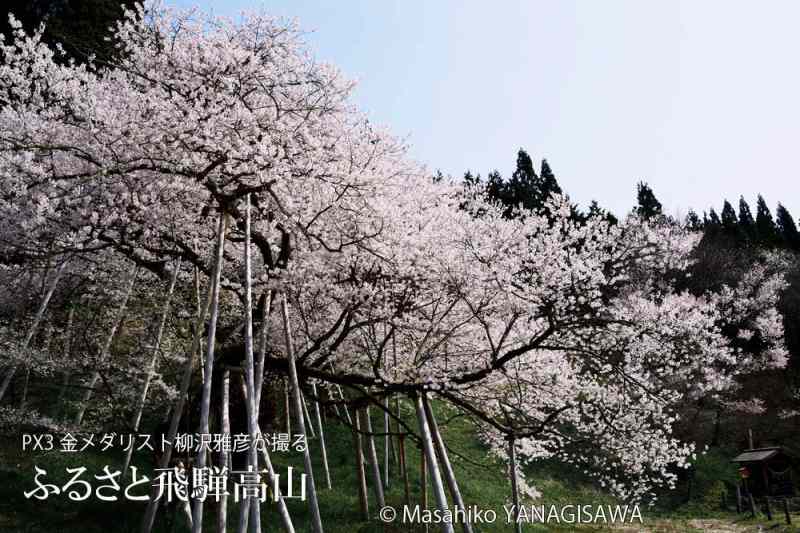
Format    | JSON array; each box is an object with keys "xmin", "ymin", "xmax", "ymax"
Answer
[
  {"xmin": 765, "ymin": 497, "xmax": 772, "ymax": 521},
  {"xmin": 140, "ymin": 215, "xmax": 223, "ymax": 533},
  {"xmin": 257, "ymin": 437, "xmax": 296, "ymax": 533},
  {"xmin": 748, "ymin": 429, "xmax": 754, "ymax": 449},
  {"xmin": 74, "ymin": 264, "xmax": 139, "ymax": 425},
  {"xmin": 280, "ymin": 293, "xmax": 324, "ymax": 533},
  {"xmin": 421, "ymin": 445, "xmax": 428, "ymax": 527},
  {"xmin": 748, "ymin": 493, "xmax": 757, "ymax": 518},
  {"xmin": 783, "ymin": 498, "xmax": 792, "ymax": 525},
  {"xmin": 735, "ymin": 484, "xmax": 742, "ymax": 513},
  {"xmin": 21, "ymin": 322, "xmax": 53, "ymax": 408},
  {"xmin": 509, "ymin": 437, "xmax": 523, "ymax": 533},
  {"xmin": 422, "ymin": 393, "xmax": 473, "ymax": 533},
  {"xmin": 284, "ymin": 378, "xmax": 292, "ymax": 435},
  {"xmin": 361, "ymin": 406, "xmax": 386, "ymax": 508},
  {"xmin": 302, "ymin": 391, "xmax": 317, "ymax": 439},
  {"xmin": 384, "ymin": 396, "xmax": 391, "ymax": 489},
  {"xmin": 0, "ymin": 258, "xmax": 67, "ymax": 402},
  {"xmin": 193, "ymin": 262, "xmax": 205, "ymax": 383},
  {"xmin": 56, "ymin": 306, "xmax": 75, "ymax": 409},
  {"xmin": 216, "ymin": 369, "xmax": 231, "ymax": 533},
  {"xmin": 398, "ymin": 433, "xmax": 411, "ymax": 507},
  {"xmin": 190, "ymin": 213, "xmax": 228, "ymax": 533},
  {"xmin": 237, "ymin": 195, "xmax": 261, "ymax": 533},
  {"xmin": 254, "ymin": 288, "xmax": 272, "ymax": 411},
  {"xmin": 240, "ymin": 376, "xmax": 296, "ymax": 533},
  {"xmin": 329, "ymin": 363, "xmax": 358, "ymax": 426},
  {"xmin": 352, "ymin": 407, "xmax": 370, "ymax": 520},
  {"xmin": 311, "ymin": 381, "xmax": 332, "ymax": 489},
  {"xmin": 415, "ymin": 394, "xmax": 455, "ymax": 533},
  {"xmin": 124, "ymin": 258, "xmax": 181, "ymax": 478}
]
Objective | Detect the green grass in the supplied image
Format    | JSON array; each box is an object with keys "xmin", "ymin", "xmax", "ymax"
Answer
[{"xmin": 1, "ymin": 405, "xmax": 798, "ymax": 532}]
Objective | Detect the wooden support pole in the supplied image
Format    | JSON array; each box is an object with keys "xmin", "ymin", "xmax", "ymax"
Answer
[
  {"xmin": 783, "ymin": 498, "xmax": 792, "ymax": 525},
  {"xmin": 216, "ymin": 369, "xmax": 231, "ymax": 533},
  {"xmin": 421, "ymin": 445, "xmax": 429, "ymax": 533},
  {"xmin": 56, "ymin": 306, "xmax": 75, "ymax": 409},
  {"xmin": 239, "ymin": 377, "xmax": 296, "ymax": 533},
  {"xmin": 384, "ymin": 396, "xmax": 391, "ymax": 489},
  {"xmin": 124, "ymin": 258, "xmax": 181, "ymax": 478},
  {"xmin": 398, "ymin": 434, "xmax": 411, "ymax": 508},
  {"xmin": 284, "ymin": 378, "xmax": 292, "ymax": 436},
  {"xmin": 361, "ymin": 406, "xmax": 386, "ymax": 508},
  {"xmin": 281, "ymin": 292, "xmax": 324, "ymax": 533},
  {"xmin": 237, "ymin": 195, "xmax": 261, "ymax": 533},
  {"xmin": 141, "ymin": 213, "xmax": 224, "ymax": 533},
  {"xmin": 74, "ymin": 264, "xmax": 139, "ymax": 425},
  {"xmin": 190, "ymin": 213, "xmax": 228, "ymax": 533},
  {"xmin": 302, "ymin": 391, "xmax": 317, "ymax": 439},
  {"xmin": 0, "ymin": 258, "xmax": 67, "ymax": 402},
  {"xmin": 509, "ymin": 437, "xmax": 523, "ymax": 533},
  {"xmin": 254, "ymin": 288, "xmax": 272, "ymax": 412},
  {"xmin": 329, "ymin": 366, "xmax": 352, "ymax": 425},
  {"xmin": 352, "ymin": 407, "xmax": 370, "ymax": 520},
  {"xmin": 193, "ymin": 262, "xmax": 205, "ymax": 383},
  {"xmin": 312, "ymin": 381, "xmax": 332, "ymax": 490},
  {"xmin": 422, "ymin": 393, "xmax": 473, "ymax": 533},
  {"xmin": 21, "ymin": 322, "xmax": 53, "ymax": 408},
  {"xmin": 735, "ymin": 484, "xmax": 742, "ymax": 513},
  {"xmin": 415, "ymin": 395, "xmax": 455, "ymax": 533}
]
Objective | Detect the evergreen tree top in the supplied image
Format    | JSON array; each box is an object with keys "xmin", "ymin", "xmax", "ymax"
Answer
[
  {"xmin": 755, "ymin": 194, "xmax": 778, "ymax": 244},
  {"xmin": 635, "ymin": 181, "xmax": 663, "ymax": 220},
  {"xmin": 721, "ymin": 200, "xmax": 738, "ymax": 233},
  {"xmin": 776, "ymin": 203, "xmax": 800, "ymax": 250}
]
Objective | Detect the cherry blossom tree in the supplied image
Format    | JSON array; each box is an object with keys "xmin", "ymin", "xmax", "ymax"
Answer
[{"xmin": 0, "ymin": 2, "xmax": 790, "ymax": 532}]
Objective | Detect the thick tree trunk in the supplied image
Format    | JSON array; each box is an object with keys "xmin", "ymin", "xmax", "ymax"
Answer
[
  {"xmin": 415, "ymin": 394, "xmax": 455, "ymax": 533},
  {"xmin": 508, "ymin": 437, "xmax": 522, "ymax": 533},
  {"xmin": 422, "ymin": 393, "xmax": 472, "ymax": 533},
  {"xmin": 74, "ymin": 264, "xmax": 138, "ymax": 425},
  {"xmin": 141, "ymin": 215, "xmax": 224, "ymax": 533},
  {"xmin": 216, "ymin": 369, "xmax": 231, "ymax": 533},
  {"xmin": 123, "ymin": 258, "xmax": 181, "ymax": 477},
  {"xmin": 0, "ymin": 258, "xmax": 67, "ymax": 401},
  {"xmin": 280, "ymin": 292, "xmax": 324, "ymax": 533},
  {"xmin": 352, "ymin": 407, "xmax": 370, "ymax": 520},
  {"xmin": 361, "ymin": 406, "xmax": 386, "ymax": 508},
  {"xmin": 237, "ymin": 194, "xmax": 261, "ymax": 533}
]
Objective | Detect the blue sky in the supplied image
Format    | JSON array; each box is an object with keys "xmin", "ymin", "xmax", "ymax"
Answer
[{"xmin": 169, "ymin": 0, "xmax": 800, "ymax": 219}]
